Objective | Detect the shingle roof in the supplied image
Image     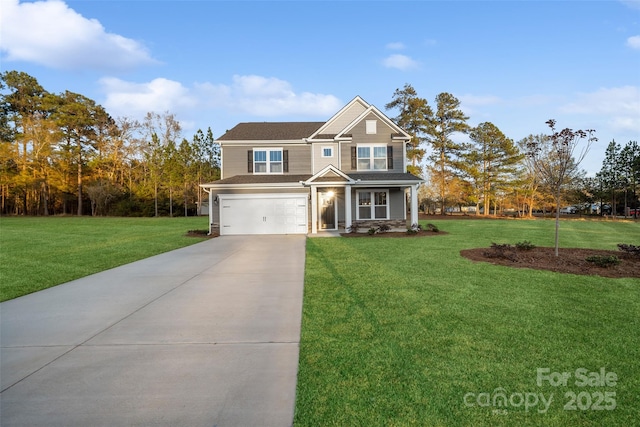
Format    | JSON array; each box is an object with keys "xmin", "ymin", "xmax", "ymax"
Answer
[
  {"xmin": 218, "ymin": 122, "xmax": 325, "ymax": 141},
  {"xmin": 347, "ymin": 172, "xmax": 423, "ymax": 181},
  {"xmin": 207, "ymin": 174, "xmax": 312, "ymax": 185},
  {"xmin": 204, "ymin": 172, "xmax": 423, "ymax": 186}
]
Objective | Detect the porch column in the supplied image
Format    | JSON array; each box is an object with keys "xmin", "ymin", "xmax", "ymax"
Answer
[
  {"xmin": 208, "ymin": 190, "xmax": 214, "ymax": 235},
  {"xmin": 311, "ymin": 186, "xmax": 318, "ymax": 234},
  {"xmin": 410, "ymin": 184, "xmax": 419, "ymax": 226},
  {"xmin": 344, "ymin": 186, "xmax": 352, "ymax": 230}
]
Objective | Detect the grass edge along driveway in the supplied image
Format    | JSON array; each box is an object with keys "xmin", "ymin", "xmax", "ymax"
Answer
[
  {"xmin": 294, "ymin": 219, "xmax": 639, "ymax": 427},
  {"xmin": 0, "ymin": 216, "xmax": 209, "ymax": 302}
]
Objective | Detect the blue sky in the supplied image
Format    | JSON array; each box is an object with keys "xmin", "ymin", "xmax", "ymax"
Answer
[{"xmin": 2, "ymin": 0, "xmax": 639, "ymax": 174}]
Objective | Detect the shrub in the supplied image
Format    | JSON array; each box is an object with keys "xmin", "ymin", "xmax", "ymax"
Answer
[
  {"xmin": 426, "ymin": 223, "xmax": 439, "ymax": 232},
  {"xmin": 377, "ymin": 223, "xmax": 391, "ymax": 233},
  {"xmin": 617, "ymin": 243, "xmax": 640, "ymax": 258},
  {"xmin": 367, "ymin": 227, "xmax": 377, "ymax": 235},
  {"xmin": 347, "ymin": 222, "xmax": 360, "ymax": 233},
  {"xmin": 483, "ymin": 243, "xmax": 517, "ymax": 262},
  {"xmin": 186, "ymin": 229, "xmax": 209, "ymax": 236},
  {"xmin": 515, "ymin": 240, "xmax": 536, "ymax": 251},
  {"xmin": 585, "ymin": 255, "xmax": 620, "ymax": 268},
  {"xmin": 406, "ymin": 228, "xmax": 418, "ymax": 235},
  {"xmin": 410, "ymin": 223, "xmax": 422, "ymax": 231}
]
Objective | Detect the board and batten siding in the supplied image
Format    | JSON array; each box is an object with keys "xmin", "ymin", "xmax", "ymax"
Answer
[{"xmin": 221, "ymin": 144, "xmax": 312, "ymax": 177}]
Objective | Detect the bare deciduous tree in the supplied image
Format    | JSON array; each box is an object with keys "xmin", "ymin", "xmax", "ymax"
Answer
[{"xmin": 525, "ymin": 120, "xmax": 596, "ymax": 256}]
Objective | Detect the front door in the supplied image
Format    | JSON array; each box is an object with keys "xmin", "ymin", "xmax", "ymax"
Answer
[{"xmin": 319, "ymin": 191, "xmax": 336, "ymax": 230}]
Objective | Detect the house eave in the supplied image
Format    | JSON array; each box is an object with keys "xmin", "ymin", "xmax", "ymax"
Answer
[
  {"xmin": 352, "ymin": 180, "xmax": 423, "ymax": 187},
  {"xmin": 200, "ymin": 182, "xmax": 306, "ymax": 190},
  {"xmin": 217, "ymin": 139, "xmax": 309, "ymax": 146}
]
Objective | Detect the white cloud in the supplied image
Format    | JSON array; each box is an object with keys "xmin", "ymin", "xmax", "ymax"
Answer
[
  {"xmin": 382, "ymin": 54, "xmax": 419, "ymax": 71},
  {"xmin": 560, "ymin": 86, "xmax": 640, "ymax": 132},
  {"xmin": 626, "ymin": 35, "xmax": 640, "ymax": 49},
  {"xmin": 0, "ymin": 0, "xmax": 157, "ymax": 71},
  {"xmin": 100, "ymin": 75, "xmax": 342, "ymax": 121},
  {"xmin": 100, "ymin": 77, "xmax": 197, "ymax": 118},
  {"xmin": 458, "ymin": 94, "xmax": 502, "ymax": 117},
  {"xmin": 620, "ymin": 0, "xmax": 640, "ymax": 10},
  {"xmin": 386, "ymin": 42, "xmax": 405, "ymax": 50},
  {"xmin": 209, "ymin": 75, "xmax": 343, "ymax": 116}
]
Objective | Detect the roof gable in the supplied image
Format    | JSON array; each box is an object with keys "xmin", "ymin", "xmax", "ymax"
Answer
[
  {"xmin": 304, "ymin": 165, "xmax": 355, "ymax": 185},
  {"xmin": 308, "ymin": 96, "xmax": 370, "ymax": 140},
  {"xmin": 336, "ymin": 105, "xmax": 411, "ymax": 140}
]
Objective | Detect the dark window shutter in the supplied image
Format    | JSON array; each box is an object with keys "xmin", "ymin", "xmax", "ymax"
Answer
[
  {"xmin": 283, "ymin": 150, "xmax": 289, "ymax": 173},
  {"xmin": 351, "ymin": 146, "xmax": 357, "ymax": 169},
  {"xmin": 247, "ymin": 150, "xmax": 253, "ymax": 173},
  {"xmin": 387, "ymin": 146, "xmax": 393, "ymax": 170}
]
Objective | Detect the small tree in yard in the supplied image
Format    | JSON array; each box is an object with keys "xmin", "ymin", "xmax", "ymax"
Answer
[{"xmin": 525, "ymin": 120, "xmax": 596, "ymax": 256}]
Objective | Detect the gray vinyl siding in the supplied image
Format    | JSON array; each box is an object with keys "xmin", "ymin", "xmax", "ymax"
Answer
[
  {"xmin": 322, "ymin": 102, "xmax": 367, "ymax": 134},
  {"xmin": 221, "ymin": 144, "xmax": 311, "ymax": 177},
  {"xmin": 286, "ymin": 145, "xmax": 312, "ymax": 173},
  {"xmin": 340, "ymin": 113, "xmax": 405, "ymax": 173},
  {"xmin": 389, "ymin": 188, "xmax": 405, "ymax": 219},
  {"xmin": 312, "ymin": 143, "xmax": 339, "ymax": 173}
]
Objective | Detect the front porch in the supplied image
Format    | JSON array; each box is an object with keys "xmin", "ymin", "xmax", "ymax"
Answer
[
  {"xmin": 303, "ymin": 165, "xmax": 422, "ymax": 235},
  {"xmin": 308, "ymin": 185, "xmax": 419, "ymax": 234}
]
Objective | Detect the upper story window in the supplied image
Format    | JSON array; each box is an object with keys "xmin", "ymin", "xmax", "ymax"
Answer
[
  {"xmin": 366, "ymin": 120, "xmax": 377, "ymax": 134},
  {"xmin": 249, "ymin": 148, "xmax": 287, "ymax": 174},
  {"xmin": 322, "ymin": 147, "xmax": 333, "ymax": 157},
  {"xmin": 357, "ymin": 144, "xmax": 388, "ymax": 170}
]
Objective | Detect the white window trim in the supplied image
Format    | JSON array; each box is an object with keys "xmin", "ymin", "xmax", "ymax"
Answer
[
  {"xmin": 321, "ymin": 146, "xmax": 333, "ymax": 158},
  {"xmin": 356, "ymin": 143, "xmax": 388, "ymax": 171},
  {"xmin": 356, "ymin": 189, "xmax": 390, "ymax": 220},
  {"xmin": 366, "ymin": 120, "xmax": 377, "ymax": 134},
  {"xmin": 253, "ymin": 147, "xmax": 283, "ymax": 175}
]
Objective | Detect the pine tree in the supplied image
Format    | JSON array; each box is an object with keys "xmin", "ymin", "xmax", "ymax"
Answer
[
  {"xmin": 425, "ymin": 92, "xmax": 470, "ymax": 213},
  {"xmin": 385, "ymin": 84, "xmax": 432, "ymax": 176}
]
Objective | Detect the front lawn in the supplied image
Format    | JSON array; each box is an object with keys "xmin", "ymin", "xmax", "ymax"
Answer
[
  {"xmin": 0, "ymin": 216, "xmax": 209, "ymax": 301},
  {"xmin": 295, "ymin": 219, "xmax": 640, "ymax": 426}
]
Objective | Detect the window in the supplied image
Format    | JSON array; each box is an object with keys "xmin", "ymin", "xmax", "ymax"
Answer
[
  {"xmin": 322, "ymin": 147, "xmax": 333, "ymax": 157},
  {"xmin": 253, "ymin": 148, "xmax": 283, "ymax": 174},
  {"xmin": 269, "ymin": 150, "xmax": 282, "ymax": 172},
  {"xmin": 366, "ymin": 120, "xmax": 377, "ymax": 134},
  {"xmin": 356, "ymin": 144, "xmax": 388, "ymax": 170},
  {"xmin": 357, "ymin": 190, "xmax": 389, "ymax": 220}
]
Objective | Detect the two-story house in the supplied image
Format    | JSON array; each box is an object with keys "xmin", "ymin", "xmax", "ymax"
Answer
[{"xmin": 201, "ymin": 96, "xmax": 423, "ymax": 235}]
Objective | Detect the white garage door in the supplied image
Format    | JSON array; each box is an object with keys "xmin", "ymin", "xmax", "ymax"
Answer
[{"xmin": 219, "ymin": 194, "xmax": 308, "ymax": 235}]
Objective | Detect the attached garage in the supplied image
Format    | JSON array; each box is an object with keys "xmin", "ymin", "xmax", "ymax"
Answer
[{"xmin": 218, "ymin": 194, "xmax": 308, "ymax": 235}]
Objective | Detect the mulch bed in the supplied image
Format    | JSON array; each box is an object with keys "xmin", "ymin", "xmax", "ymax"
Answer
[
  {"xmin": 461, "ymin": 246, "xmax": 640, "ymax": 279},
  {"xmin": 185, "ymin": 230, "xmax": 218, "ymax": 238},
  {"xmin": 340, "ymin": 231, "xmax": 448, "ymax": 238}
]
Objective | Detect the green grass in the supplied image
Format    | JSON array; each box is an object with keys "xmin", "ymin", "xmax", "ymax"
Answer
[
  {"xmin": 295, "ymin": 219, "xmax": 640, "ymax": 426},
  {"xmin": 0, "ymin": 216, "xmax": 209, "ymax": 301}
]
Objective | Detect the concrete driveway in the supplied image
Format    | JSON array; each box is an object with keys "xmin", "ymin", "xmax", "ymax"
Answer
[{"xmin": 1, "ymin": 235, "xmax": 306, "ymax": 427}]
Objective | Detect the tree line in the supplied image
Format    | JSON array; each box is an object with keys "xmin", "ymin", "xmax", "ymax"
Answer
[
  {"xmin": 0, "ymin": 71, "xmax": 220, "ymax": 216},
  {"xmin": 385, "ymin": 84, "xmax": 639, "ymax": 217},
  {"xmin": 1, "ymin": 73, "xmax": 637, "ymax": 218}
]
